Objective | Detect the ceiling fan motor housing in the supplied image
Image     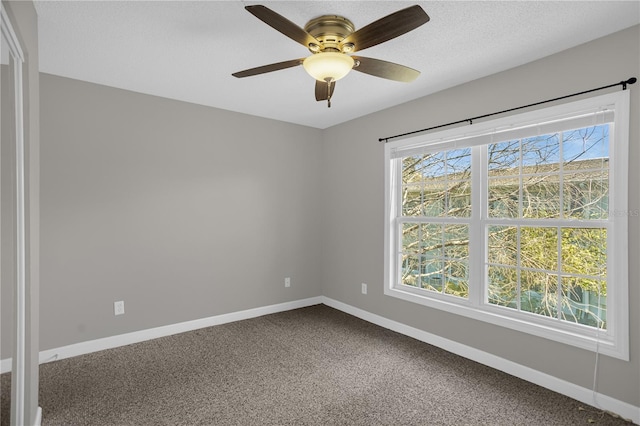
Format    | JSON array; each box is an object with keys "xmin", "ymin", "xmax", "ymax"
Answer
[{"xmin": 304, "ymin": 15, "xmax": 356, "ymax": 53}]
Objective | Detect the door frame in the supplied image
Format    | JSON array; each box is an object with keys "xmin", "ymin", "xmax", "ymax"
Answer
[{"xmin": 1, "ymin": 4, "xmax": 27, "ymax": 426}]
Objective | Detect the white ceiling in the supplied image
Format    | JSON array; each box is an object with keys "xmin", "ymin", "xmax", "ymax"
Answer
[{"xmin": 34, "ymin": 1, "xmax": 640, "ymax": 129}]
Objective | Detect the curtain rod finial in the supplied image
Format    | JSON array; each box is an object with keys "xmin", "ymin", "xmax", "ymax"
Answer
[{"xmin": 622, "ymin": 77, "xmax": 637, "ymax": 90}]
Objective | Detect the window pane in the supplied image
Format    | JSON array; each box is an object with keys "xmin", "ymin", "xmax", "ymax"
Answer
[
  {"xmin": 445, "ymin": 260, "xmax": 468, "ymax": 298},
  {"xmin": 487, "ymin": 265, "xmax": 518, "ymax": 308},
  {"xmin": 446, "ymin": 148, "xmax": 472, "ymax": 176},
  {"xmin": 402, "ymin": 223, "xmax": 445, "ymax": 257},
  {"xmin": 520, "ymin": 227, "xmax": 558, "ymax": 271},
  {"xmin": 400, "ymin": 221, "xmax": 469, "ymax": 299},
  {"xmin": 488, "ymin": 177, "xmax": 519, "ymax": 218},
  {"xmin": 561, "ymin": 277, "xmax": 606, "ymax": 329},
  {"xmin": 422, "ymin": 181, "xmax": 446, "ymax": 216},
  {"xmin": 401, "ymin": 254, "xmax": 420, "ymax": 287},
  {"xmin": 402, "ymin": 154, "xmax": 446, "ymax": 217},
  {"xmin": 402, "ymin": 153, "xmax": 446, "ymax": 180},
  {"xmin": 522, "ymin": 174, "xmax": 560, "ymax": 218},
  {"xmin": 563, "ymin": 171, "xmax": 608, "ymax": 219},
  {"xmin": 447, "ymin": 180, "xmax": 472, "ymax": 217},
  {"xmin": 402, "ymin": 156, "xmax": 423, "ymax": 183},
  {"xmin": 522, "ymin": 134, "xmax": 560, "ymax": 172},
  {"xmin": 444, "ymin": 224, "xmax": 468, "ymax": 259},
  {"xmin": 421, "ymin": 223, "xmax": 443, "ymax": 259},
  {"xmin": 402, "ymin": 150, "xmax": 472, "ymax": 218},
  {"xmin": 421, "ymin": 258, "xmax": 444, "ymax": 292},
  {"xmin": 520, "ymin": 270, "xmax": 557, "ymax": 318},
  {"xmin": 402, "ymin": 182, "xmax": 422, "ymax": 216},
  {"xmin": 487, "ymin": 226, "xmax": 517, "ymax": 266},
  {"xmin": 488, "ymin": 140, "xmax": 520, "ymax": 176},
  {"xmin": 563, "ymin": 125, "xmax": 609, "ymax": 164},
  {"xmin": 420, "ymin": 152, "xmax": 446, "ymax": 179},
  {"xmin": 402, "ymin": 223, "xmax": 421, "ymax": 254},
  {"xmin": 561, "ymin": 228, "xmax": 607, "ymax": 277}
]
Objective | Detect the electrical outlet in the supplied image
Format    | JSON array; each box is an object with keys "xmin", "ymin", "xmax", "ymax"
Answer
[
  {"xmin": 114, "ymin": 300, "xmax": 125, "ymax": 316},
  {"xmin": 285, "ymin": 277, "xmax": 291, "ymax": 288},
  {"xmin": 361, "ymin": 283, "xmax": 367, "ymax": 294}
]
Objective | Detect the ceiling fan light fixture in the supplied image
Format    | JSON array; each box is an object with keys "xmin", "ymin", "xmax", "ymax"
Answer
[{"xmin": 303, "ymin": 52, "xmax": 354, "ymax": 82}]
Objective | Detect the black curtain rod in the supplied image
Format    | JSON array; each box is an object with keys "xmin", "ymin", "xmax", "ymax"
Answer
[{"xmin": 379, "ymin": 77, "xmax": 637, "ymax": 143}]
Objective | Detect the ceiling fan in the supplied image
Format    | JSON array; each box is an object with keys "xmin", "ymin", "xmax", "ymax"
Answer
[{"xmin": 232, "ymin": 4, "xmax": 430, "ymax": 107}]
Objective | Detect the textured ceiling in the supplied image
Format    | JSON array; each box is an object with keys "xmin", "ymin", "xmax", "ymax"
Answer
[{"xmin": 34, "ymin": 1, "xmax": 640, "ymax": 129}]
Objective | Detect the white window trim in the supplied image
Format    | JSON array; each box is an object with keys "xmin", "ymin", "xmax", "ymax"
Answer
[{"xmin": 384, "ymin": 91, "xmax": 630, "ymax": 360}]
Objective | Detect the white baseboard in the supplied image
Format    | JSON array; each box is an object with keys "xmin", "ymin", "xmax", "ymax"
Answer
[
  {"xmin": 34, "ymin": 406, "xmax": 42, "ymax": 426},
  {"xmin": 2, "ymin": 295, "xmax": 637, "ymax": 424},
  {"xmin": 0, "ymin": 358, "xmax": 11, "ymax": 374},
  {"xmin": 1, "ymin": 296, "xmax": 323, "ymax": 373},
  {"xmin": 320, "ymin": 296, "xmax": 639, "ymax": 425}
]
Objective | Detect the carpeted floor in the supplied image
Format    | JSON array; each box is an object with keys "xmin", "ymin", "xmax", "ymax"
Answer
[{"xmin": 1, "ymin": 304, "xmax": 632, "ymax": 425}]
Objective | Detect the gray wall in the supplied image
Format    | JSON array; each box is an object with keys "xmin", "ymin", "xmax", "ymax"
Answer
[
  {"xmin": 38, "ymin": 75, "xmax": 323, "ymax": 350},
  {"xmin": 321, "ymin": 25, "xmax": 640, "ymax": 407}
]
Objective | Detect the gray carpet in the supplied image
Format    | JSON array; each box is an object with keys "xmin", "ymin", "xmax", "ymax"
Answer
[{"xmin": 1, "ymin": 304, "xmax": 632, "ymax": 425}]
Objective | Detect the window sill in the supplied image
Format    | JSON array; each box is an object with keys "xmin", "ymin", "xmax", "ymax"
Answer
[{"xmin": 384, "ymin": 285, "xmax": 628, "ymax": 360}]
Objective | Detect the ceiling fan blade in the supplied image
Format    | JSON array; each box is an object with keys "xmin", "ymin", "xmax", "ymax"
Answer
[
  {"xmin": 232, "ymin": 58, "xmax": 304, "ymax": 78},
  {"xmin": 342, "ymin": 5, "xmax": 429, "ymax": 52},
  {"xmin": 245, "ymin": 5, "xmax": 320, "ymax": 49},
  {"xmin": 315, "ymin": 79, "xmax": 336, "ymax": 101},
  {"xmin": 352, "ymin": 56, "xmax": 420, "ymax": 83}
]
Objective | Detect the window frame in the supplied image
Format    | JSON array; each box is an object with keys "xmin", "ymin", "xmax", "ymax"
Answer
[{"xmin": 384, "ymin": 91, "xmax": 630, "ymax": 360}]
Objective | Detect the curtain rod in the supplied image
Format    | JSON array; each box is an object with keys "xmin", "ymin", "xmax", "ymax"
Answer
[{"xmin": 378, "ymin": 77, "xmax": 637, "ymax": 143}]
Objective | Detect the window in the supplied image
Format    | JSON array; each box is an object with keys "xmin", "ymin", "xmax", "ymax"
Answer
[{"xmin": 384, "ymin": 92, "xmax": 630, "ymax": 359}]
